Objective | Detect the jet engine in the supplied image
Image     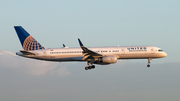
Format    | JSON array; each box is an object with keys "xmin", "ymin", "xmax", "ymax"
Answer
[{"xmin": 98, "ymin": 55, "xmax": 117, "ymax": 64}]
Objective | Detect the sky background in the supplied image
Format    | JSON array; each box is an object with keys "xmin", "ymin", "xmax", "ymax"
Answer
[{"xmin": 0, "ymin": 0, "xmax": 180, "ymax": 101}]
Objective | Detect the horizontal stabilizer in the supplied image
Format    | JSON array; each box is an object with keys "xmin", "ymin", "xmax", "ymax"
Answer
[
  {"xmin": 62, "ymin": 44, "xmax": 68, "ymax": 48},
  {"xmin": 20, "ymin": 50, "xmax": 37, "ymax": 55}
]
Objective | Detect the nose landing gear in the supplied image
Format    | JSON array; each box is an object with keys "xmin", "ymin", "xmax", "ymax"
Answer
[{"xmin": 147, "ymin": 58, "xmax": 152, "ymax": 67}]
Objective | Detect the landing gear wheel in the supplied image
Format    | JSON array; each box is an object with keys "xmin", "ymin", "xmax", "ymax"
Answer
[
  {"xmin": 147, "ymin": 64, "xmax": 150, "ymax": 67},
  {"xmin": 92, "ymin": 65, "xmax": 95, "ymax": 69},
  {"xmin": 85, "ymin": 67, "xmax": 88, "ymax": 70},
  {"xmin": 88, "ymin": 66, "xmax": 92, "ymax": 69}
]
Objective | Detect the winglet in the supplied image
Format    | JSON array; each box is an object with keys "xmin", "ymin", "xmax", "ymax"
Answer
[
  {"xmin": 78, "ymin": 38, "xmax": 84, "ymax": 47},
  {"xmin": 77, "ymin": 38, "xmax": 103, "ymax": 60}
]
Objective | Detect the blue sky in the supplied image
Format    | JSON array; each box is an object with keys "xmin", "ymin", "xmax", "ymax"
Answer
[{"xmin": 0, "ymin": 0, "xmax": 180, "ymax": 101}]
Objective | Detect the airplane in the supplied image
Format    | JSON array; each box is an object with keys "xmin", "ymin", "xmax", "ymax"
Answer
[{"xmin": 14, "ymin": 26, "xmax": 167, "ymax": 70}]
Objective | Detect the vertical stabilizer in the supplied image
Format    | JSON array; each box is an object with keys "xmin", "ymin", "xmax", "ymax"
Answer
[{"xmin": 14, "ymin": 26, "xmax": 45, "ymax": 51}]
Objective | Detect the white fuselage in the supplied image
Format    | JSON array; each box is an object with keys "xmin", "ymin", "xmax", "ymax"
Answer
[{"xmin": 16, "ymin": 46, "xmax": 167, "ymax": 63}]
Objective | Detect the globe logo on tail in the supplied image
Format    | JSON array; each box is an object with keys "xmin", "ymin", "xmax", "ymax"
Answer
[{"xmin": 23, "ymin": 35, "xmax": 44, "ymax": 51}]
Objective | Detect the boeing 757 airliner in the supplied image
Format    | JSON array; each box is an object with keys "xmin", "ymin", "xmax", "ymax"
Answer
[{"xmin": 14, "ymin": 26, "xmax": 167, "ymax": 70}]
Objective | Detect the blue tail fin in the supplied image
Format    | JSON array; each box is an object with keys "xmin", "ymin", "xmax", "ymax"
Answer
[{"xmin": 14, "ymin": 26, "xmax": 45, "ymax": 51}]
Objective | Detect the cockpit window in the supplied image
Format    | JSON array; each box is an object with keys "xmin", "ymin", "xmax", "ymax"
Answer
[{"xmin": 158, "ymin": 49, "xmax": 163, "ymax": 52}]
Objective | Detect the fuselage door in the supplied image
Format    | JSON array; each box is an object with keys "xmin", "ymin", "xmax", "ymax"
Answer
[
  {"xmin": 122, "ymin": 48, "xmax": 125, "ymax": 54},
  {"xmin": 43, "ymin": 51, "xmax": 46, "ymax": 56},
  {"xmin": 151, "ymin": 48, "xmax": 154, "ymax": 54}
]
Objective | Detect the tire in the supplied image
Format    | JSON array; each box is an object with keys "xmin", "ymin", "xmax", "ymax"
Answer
[
  {"xmin": 92, "ymin": 65, "xmax": 95, "ymax": 69},
  {"xmin": 88, "ymin": 66, "xmax": 92, "ymax": 69},
  {"xmin": 85, "ymin": 67, "xmax": 88, "ymax": 70}
]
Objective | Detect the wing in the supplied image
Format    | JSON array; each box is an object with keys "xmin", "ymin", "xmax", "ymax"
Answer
[{"xmin": 78, "ymin": 38, "xmax": 103, "ymax": 60}]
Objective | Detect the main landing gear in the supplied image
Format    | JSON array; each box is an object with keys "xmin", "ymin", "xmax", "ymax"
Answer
[
  {"xmin": 85, "ymin": 61, "xmax": 95, "ymax": 70},
  {"xmin": 147, "ymin": 58, "xmax": 152, "ymax": 67},
  {"xmin": 85, "ymin": 65, "xmax": 95, "ymax": 70}
]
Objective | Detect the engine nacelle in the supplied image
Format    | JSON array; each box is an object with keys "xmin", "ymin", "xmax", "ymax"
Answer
[{"xmin": 98, "ymin": 55, "xmax": 117, "ymax": 64}]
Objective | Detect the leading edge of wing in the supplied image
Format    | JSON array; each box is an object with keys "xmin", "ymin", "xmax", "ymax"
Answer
[{"xmin": 78, "ymin": 38, "xmax": 103, "ymax": 57}]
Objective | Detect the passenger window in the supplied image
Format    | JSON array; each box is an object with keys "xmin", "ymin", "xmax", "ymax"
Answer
[{"xmin": 158, "ymin": 49, "xmax": 163, "ymax": 52}]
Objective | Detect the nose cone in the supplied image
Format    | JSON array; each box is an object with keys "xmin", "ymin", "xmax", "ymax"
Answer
[{"xmin": 163, "ymin": 52, "xmax": 167, "ymax": 57}]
